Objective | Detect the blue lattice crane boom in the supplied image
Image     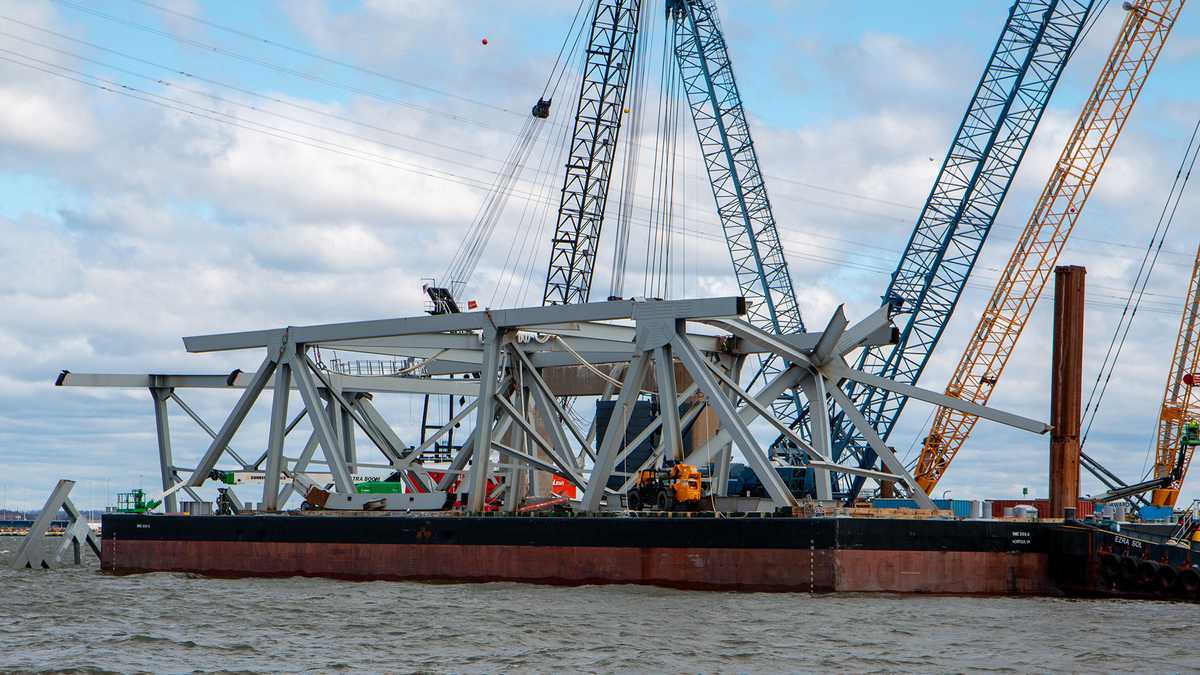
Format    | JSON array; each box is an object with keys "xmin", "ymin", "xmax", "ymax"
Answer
[
  {"xmin": 668, "ymin": 0, "xmax": 804, "ymax": 337},
  {"xmin": 542, "ymin": 0, "xmax": 804, "ymax": 356},
  {"xmin": 819, "ymin": 0, "xmax": 1097, "ymax": 499},
  {"xmin": 543, "ymin": 0, "xmax": 644, "ymax": 306},
  {"xmin": 668, "ymin": 0, "xmax": 806, "ymax": 423}
]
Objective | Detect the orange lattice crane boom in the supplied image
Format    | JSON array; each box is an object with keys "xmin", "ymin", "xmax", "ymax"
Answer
[
  {"xmin": 1151, "ymin": 241, "xmax": 1200, "ymax": 507},
  {"xmin": 914, "ymin": 0, "xmax": 1186, "ymax": 493}
]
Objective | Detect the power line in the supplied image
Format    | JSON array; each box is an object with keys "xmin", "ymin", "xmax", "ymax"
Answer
[
  {"xmin": 2, "ymin": 32, "xmax": 1190, "ymax": 309},
  {"xmin": 50, "ymin": 0, "xmax": 505, "ymax": 131},
  {"xmin": 45, "ymin": 2, "xmax": 1200, "ymax": 268},
  {"xmin": 41, "ymin": 2, "xmax": 974, "ymax": 224},
  {"xmin": 125, "ymin": 0, "xmax": 523, "ymax": 116}
]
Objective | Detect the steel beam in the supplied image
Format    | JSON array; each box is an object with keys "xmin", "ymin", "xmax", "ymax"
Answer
[
  {"xmin": 680, "ymin": 364, "xmax": 807, "ymax": 467},
  {"xmin": 150, "ymin": 387, "xmax": 178, "ymax": 513},
  {"xmin": 582, "ymin": 350, "xmax": 650, "ymax": 510},
  {"xmin": 830, "ymin": 362, "xmax": 1049, "ymax": 434},
  {"xmin": 261, "ymin": 362, "xmax": 292, "ymax": 511},
  {"xmin": 798, "ymin": 373, "xmax": 834, "ymax": 500},
  {"xmin": 59, "ymin": 370, "xmax": 479, "ymax": 396},
  {"xmin": 494, "ymin": 392, "xmax": 587, "ymax": 489},
  {"xmin": 653, "ymin": 345, "xmax": 685, "ymax": 462},
  {"xmin": 467, "ymin": 325, "xmax": 504, "ymax": 511},
  {"xmin": 672, "ymin": 332, "xmax": 796, "ymax": 508},
  {"xmin": 292, "ymin": 355, "xmax": 354, "ymax": 492},
  {"xmin": 276, "ymin": 430, "xmax": 321, "ymax": 504},
  {"xmin": 827, "ymin": 384, "xmax": 935, "ymax": 509},
  {"xmin": 184, "ymin": 297, "xmax": 744, "ymax": 352}
]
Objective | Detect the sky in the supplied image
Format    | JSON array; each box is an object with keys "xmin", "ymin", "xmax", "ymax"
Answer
[{"xmin": 1, "ymin": 0, "xmax": 1199, "ymax": 510}]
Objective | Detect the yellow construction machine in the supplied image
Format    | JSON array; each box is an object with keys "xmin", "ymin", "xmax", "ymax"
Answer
[{"xmin": 626, "ymin": 463, "xmax": 703, "ymax": 511}]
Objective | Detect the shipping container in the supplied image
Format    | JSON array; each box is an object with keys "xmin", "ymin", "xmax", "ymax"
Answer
[{"xmin": 871, "ymin": 498, "xmax": 975, "ymax": 518}]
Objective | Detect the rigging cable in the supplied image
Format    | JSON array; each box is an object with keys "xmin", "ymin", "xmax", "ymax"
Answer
[
  {"xmin": 644, "ymin": 18, "xmax": 681, "ymax": 299},
  {"xmin": 1079, "ymin": 115, "xmax": 1200, "ymax": 453},
  {"xmin": 608, "ymin": 0, "xmax": 654, "ymax": 299}
]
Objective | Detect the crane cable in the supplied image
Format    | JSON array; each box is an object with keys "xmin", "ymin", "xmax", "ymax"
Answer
[
  {"xmin": 493, "ymin": 48, "xmax": 588, "ymax": 308},
  {"xmin": 608, "ymin": 0, "xmax": 655, "ymax": 299},
  {"xmin": 644, "ymin": 17, "xmax": 682, "ymax": 299},
  {"xmin": 1079, "ymin": 115, "xmax": 1200, "ymax": 453},
  {"xmin": 440, "ymin": 2, "xmax": 593, "ymax": 299},
  {"xmin": 441, "ymin": 114, "xmax": 543, "ymax": 297}
]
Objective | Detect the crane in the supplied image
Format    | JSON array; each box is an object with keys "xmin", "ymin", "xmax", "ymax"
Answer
[
  {"xmin": 541, "ymin": 0, "xmax": 806, "ymax": 421},
  {"xmin": 827, "ymin": 0, "xmax": 1097, "ymax": 499},
  {"xmin": 1151, "ymin": 240, "xmax": 1200, "ymax": 508},
  {"xmin": 543, "ymin": 0, "xmax": 644, "ymax": 306},
  {"xmin": 666, "ymin": 0, "xmax": 805, "ymax": 418},
  {"xmin": 914, "ymin": 0, "xmax": 1186, "ymax": 493}
]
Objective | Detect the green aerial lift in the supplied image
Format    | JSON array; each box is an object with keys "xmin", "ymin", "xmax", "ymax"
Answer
[{"xmin": 115, "ymin": 488, "xmax": 160, "ymax": 514}]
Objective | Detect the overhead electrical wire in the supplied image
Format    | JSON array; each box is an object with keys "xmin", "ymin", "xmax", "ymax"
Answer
[
  {"xmin": 3, "ymin": 15, "xmax": 1189, "ymax": 315},
  {"xmin": 5, "ymin": 43, "xmax": 1188, "ymax": 319},
  {"xmin": 15, "ymin": 18, "xmax": 1191, "ymax": 280},
  {"xmin": 5, "ymin": 14, "xmax": 994, "ymax": 249},
  {"xmin": 33, "ymin": 4, "xmax": 1200, "ymax": 272},
  {"xmin": 0, "ymin": 19, "xmax": 520, "ymax": 168},
  {"xmin": 42, "ymin": 2, "xmax": 969, "ymax": 227},
  {"xmin": 50, "ymin": 0, "xmax": 513, "ymax": 132},
  {"xmin": 123, "ymin": 0, "xmax": 520, "ymax": 115}
]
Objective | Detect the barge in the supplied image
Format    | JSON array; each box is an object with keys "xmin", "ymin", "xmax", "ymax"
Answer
[{"xmin": 101, "ymin": 512, "xmax": 1200, "ymax": 599}]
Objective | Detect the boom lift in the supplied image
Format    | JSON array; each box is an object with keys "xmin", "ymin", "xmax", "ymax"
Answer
[{"xmin": 914, "ymin": 0, "xmax": 1186, "ymax": 493}]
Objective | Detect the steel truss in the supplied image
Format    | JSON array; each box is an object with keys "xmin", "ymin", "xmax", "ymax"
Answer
[{"xmin": 62, "ymin": 297, "xmax": 1048, "ymax": 514}]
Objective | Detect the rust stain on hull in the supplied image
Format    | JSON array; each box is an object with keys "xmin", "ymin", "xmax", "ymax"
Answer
[{"xmin": 103, "ymin": 539, "xmax": 1054, "ymax": 594}]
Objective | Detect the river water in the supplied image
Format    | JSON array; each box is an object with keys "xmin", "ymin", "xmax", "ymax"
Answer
[{"xmin": 1, "ymin": 544, "xmax": 1196, "ymax": 673}]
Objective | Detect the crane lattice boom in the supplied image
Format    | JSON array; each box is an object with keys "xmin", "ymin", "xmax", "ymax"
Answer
[
  {"xmin": 669, "ymin": 0, "xmax": 805, "ymax": 422},
  {"xmin": 915, "ymin": 0, "xmax": 1186, "ymax": 493},
  {"xmin": 543, "ymin": 0, "xmax": 643, "ymax": 306},
  {"xmin": 828, "ymin": 0, "xmax": 1094, "ymax": 498},
  {"xmin": 1152, "ymin": 240, "xmax": 1200, "ymax": 507}
]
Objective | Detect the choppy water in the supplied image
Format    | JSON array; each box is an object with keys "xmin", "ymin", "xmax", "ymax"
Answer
[{"xmin": 1, "ymin": 543, "xmax": 1197, "ymax": 673}]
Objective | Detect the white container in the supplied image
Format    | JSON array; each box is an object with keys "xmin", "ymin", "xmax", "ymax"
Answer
[
  {"xmin": 182, "ymin": 501, "xmax": 213, "ymax": 516},
  {"xmin": 1013, "ymin": 504, "xmax": 1038, "ymax": 519}
]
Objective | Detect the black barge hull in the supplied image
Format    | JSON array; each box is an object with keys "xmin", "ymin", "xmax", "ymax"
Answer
[{"xmin": 96, "ymin": 513, "xmax": 1193, "ymax": 597}]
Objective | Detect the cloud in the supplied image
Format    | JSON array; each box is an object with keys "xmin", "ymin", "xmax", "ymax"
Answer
[{"xmin": 0, "ymin": 0, "xmax": 1197, "ymax": 511}]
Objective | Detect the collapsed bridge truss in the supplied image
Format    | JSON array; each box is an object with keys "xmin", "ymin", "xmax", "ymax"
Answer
[{"xmin": 60, "ymin": 297, "xmax": 1048, "ymax": 513}]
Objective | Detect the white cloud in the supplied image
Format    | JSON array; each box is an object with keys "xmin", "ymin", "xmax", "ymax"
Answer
[{"xmin": 0, "ymin": 0, "xmax": 1196, "ymax": 510}]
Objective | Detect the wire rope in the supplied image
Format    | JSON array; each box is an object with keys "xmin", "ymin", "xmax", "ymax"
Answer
[{"xmin": 1079, "ymin": 115, "xmax": 1200, "ymax": 451}]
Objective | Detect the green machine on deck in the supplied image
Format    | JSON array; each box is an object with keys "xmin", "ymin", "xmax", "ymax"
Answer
[
  {"xmin": 354, "ymin": 481, "xmax": 405, "ymax": 495},
  {"xmin": 116, "ymin": 488, "xmax": 161, "ymax": 514}
]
